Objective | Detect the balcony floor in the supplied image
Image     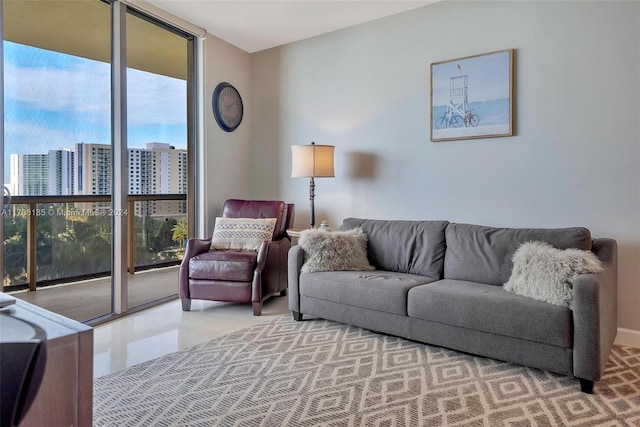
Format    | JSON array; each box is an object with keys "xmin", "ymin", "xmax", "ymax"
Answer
[{"xmin": 9, "ymin": 266, "xmax": 180, "ymax": 323}]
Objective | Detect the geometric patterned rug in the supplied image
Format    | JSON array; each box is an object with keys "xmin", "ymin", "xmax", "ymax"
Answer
[{"xmin": 94, "ymin": 315, "xmax": 640, "ymax": 426}]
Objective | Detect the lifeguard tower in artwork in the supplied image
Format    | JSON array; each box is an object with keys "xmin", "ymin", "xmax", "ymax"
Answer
[{"xmin": 446, "ymin": 75, "xmax": 468, "ymax": 127}]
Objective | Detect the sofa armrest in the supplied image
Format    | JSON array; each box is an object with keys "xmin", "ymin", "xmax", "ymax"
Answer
[
  {"xmin": 572, "ymin": 238, "xmax": 617, "ymax": 381},
  {"xmin": 179, "ymin": 238, "xmax": 211, "ymax": 299},
  {"xmin": 288, "ymin": 245, "xmax": 305, "ymax": 313}
]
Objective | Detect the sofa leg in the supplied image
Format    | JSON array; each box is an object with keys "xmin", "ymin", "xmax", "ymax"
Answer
[
  {"xmin": 579, "ymin": 379, "xmax": 594, "ymax": 394},
  {"xmin": 292, "ymin": 311, "xmax": 303, "ymax": 321},
  {"xmin": 253, "ymin": 302, "xmax": 262, "ymax": 316},
  {"xmin": 181, "ymin": 298, "xmax": 191, "ymax": 311},
  {"xmin": 280, "ymin": 289, "xmax": 288, "ymax": 297}
]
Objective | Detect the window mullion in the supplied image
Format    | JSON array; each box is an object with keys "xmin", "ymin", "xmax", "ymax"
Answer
[{"xmin": 111, "ymin": 0, "xmax": 128, "ymax": 314}]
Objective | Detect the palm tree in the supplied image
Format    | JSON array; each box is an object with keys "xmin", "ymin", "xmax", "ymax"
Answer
[{"xmin": 171, "ymin": 218, "xmax": 188, "ymax": 248}]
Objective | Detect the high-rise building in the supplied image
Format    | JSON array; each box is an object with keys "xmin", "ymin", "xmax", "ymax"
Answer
[
  {"xmin": 9, "ymin": 150, "xmax": 75, "ymax": 196},
  {"xmin": 128, "ymin": 148, "xmax": 153, "ymax": 195},
  {"xmin": 144, "ymin": 142, "xmax": 187, "ymax": 216},
  {"xmin": 9, "ymin": 153, "xmax": 49, "ymax": 196},
  {"xmin": 8, "ymin": 142, "xmax": 186, "ymax": 217},
  {"xmin": 48, "ymin": 149, "xmax": 75, "ymax": 195},
  {"xmin": 128, "ymin": 148, "xmax": 152, "ymax": 215},
  {"xmin": 75, "ymin": 143, "xmax": 111, "ymax": 195}
]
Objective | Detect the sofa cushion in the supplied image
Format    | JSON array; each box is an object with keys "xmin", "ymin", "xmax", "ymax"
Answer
[
  {"xmin": 444, "ymin": 223, "xmax": 592, "ymax": 285},
  {"xmin": 407, "ymin": 279, "xmax": 573, "ymax": 348},
  {"xmin": 189, "ymin": 250, "xmax": 257, "ymax": 281},
  {"xmin": 340, "ymin": 218, "xmax": 449, "ymax": 279},
  {"xmin": 299, "ymin": 271, "xmax": 437, "ymax": 316}
]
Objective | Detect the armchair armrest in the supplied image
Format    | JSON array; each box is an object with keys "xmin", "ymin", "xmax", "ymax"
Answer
[
  {"xmin": 255, "ymin": 240, "xmax": 270, "ymax": 272},
  {"xmin": 179, "ymin": 238, "xmax": 212, "ymax": 299},
  {"xmin": 287, "ymin": 245, "xmax": 305, "ymax": 314},
  {"xmin": 184, "ymin": 238, "xmax": 212, "ymax": 259},
  {"xmin": 252, "ymin": 238, "xmax": 291, "ymax": 303},
  {"xmin": 572, "ymin": 238, "xmax": 617, "ymax": 382}
]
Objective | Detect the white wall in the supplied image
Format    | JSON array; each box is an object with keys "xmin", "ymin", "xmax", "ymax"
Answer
[
  {"xmin": 201, "ymin": 35, "xmax": 252, "ymax": 235},
  {"xmin": 250, "ymin": 1, "xmax": 640, "ymax": 333}
]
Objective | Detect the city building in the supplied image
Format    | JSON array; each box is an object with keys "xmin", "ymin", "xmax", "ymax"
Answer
[
  {"xmin": 8, "ymin": 153, "xmax": 49, "ymax": 196},
  {"xmin": 8, "ymin": 143, "xmax": 186, "ymax": 210},
  {"xmin": 48, "ymin": 149, "xmax": 75, "ymax": 196},
  {"xmin": 74, "ymin": 143, "xmax": 112, "ymax": 196},
  {"xmin": 146, "ymin": 142, "xmax": 187, "ymax": 216}
]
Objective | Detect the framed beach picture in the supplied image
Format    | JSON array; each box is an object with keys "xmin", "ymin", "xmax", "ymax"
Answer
[{"xmin": 430, "ymin": 49, "xmax": 514, "ymax": 142}]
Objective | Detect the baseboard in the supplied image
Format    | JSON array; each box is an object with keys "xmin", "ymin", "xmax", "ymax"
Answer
[{"xmin": 615, "ymin": 328, "xmax": 640, "ymax": 348}]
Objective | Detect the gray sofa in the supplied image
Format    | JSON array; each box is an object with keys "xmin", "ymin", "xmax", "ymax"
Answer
[{"xmin": 288, "ymin": 218, "xmax": 617, "ymax": 393}]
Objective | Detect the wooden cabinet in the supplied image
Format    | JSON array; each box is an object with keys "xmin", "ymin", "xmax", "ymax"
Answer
[{"xmin": 3, "ymin": 297, "xmax": 93, "ymax": 427}]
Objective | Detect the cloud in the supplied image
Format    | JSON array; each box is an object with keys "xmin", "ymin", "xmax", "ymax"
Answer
[
  {"xmin": 4, "ymin": 55, "xmax": 187, "ymax": 127},
  {"xmin": 127, "ymin": 68, "xmax": 187, "ymax": 126},
  {"xmin": 5, "ymin": 60, "xmax": 109, "ymax": 113},
  {"xmin": 4, "ymin": 121, "xmax": 108, "ymax": 151}
]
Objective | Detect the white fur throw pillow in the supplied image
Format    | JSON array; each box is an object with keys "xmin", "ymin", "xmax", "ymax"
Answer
[
  {"xmin": 299, "ymin": 228, "xmax": 375, "ymax": 274},
  {"xmin": 504, "ymin": 241, "xmax": 603, "ymax": 308}
]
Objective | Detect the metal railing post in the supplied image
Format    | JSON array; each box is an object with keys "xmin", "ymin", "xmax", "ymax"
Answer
[
  {"xmin": 128, "ymin": 199, "xmax": 135, "ymax": 274},
  {"xmin": 27, "ymin": 202, "xmax": 37, "ymax": 291}
]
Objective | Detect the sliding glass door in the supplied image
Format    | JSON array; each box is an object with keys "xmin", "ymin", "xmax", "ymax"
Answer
[
  {"xmin": 125, "ymin": 8, "xmax": 190, "ymax": 310},
  {"xmin": 2, "ymin": 0, "xmax": 114, "ymax": 320},
  {"xmin": 2, "ymin": 0, "xmax": 196, "ymax": 322}
]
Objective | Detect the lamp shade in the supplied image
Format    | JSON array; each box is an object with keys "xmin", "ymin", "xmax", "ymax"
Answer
[{"xmin": 291, "ymin": 143, "xmax": 335, "ymax": 178}]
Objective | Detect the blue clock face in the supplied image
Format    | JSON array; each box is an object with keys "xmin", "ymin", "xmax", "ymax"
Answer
[{"xmin": 213, "ymin": 82, "xmax": 243, "ymax": 132}]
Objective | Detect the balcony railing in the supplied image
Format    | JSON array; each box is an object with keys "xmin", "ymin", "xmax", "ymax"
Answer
[{"xmin": 3, "ymin": 194, "xmax": 187, "ymax": 291}]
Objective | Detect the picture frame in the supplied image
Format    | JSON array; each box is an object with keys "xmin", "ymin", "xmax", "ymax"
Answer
[{"xmin": 430, "ymin": 49, "xmax": 514, "ymax": 142}]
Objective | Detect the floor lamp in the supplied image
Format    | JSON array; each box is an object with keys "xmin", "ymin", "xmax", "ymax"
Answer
[{"xmin": 291, "ymin": 142, "xmax": 335, "ymax": 228}]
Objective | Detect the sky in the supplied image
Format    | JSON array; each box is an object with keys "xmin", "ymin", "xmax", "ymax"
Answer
[
  {"xmin": 3, "ymin": 41, "xmax": 187, "ymax": 177},
  {"xmin": 431, "ymin": 50, "xmax": 511, "ymax": 106}
]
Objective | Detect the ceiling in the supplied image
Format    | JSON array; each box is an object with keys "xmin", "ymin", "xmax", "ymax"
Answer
[
  {"xmin": 5, "ymin": 0, "xmax": 188, "ymax": 79},
  {"xmin": 146, "ymin": 0, "xmax": 435, "ymax": 53},
  {"xmin": 3, "ymin": 0, "xmax": 435, "ymax": 79}
]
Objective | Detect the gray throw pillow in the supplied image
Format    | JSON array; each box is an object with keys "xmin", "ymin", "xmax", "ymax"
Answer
[
  {"xmin": 299, "ymin": 228, "xmax": 375, "ymax": 274},
  {"xmin": 504, "ymin": 241, "xmax": 603, "ymax": 308}
]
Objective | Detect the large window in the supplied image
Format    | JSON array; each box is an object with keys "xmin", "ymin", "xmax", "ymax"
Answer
[
  {"xmin": 2, "ymin": 0, "xmax": 197, "ymax": 322},
  {"xmin": 126, "ymin": 9, "xmax": 189, "ymax": 309}
]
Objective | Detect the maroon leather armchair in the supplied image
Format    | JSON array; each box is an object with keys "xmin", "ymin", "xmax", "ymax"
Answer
[{"xmin": 179, "ymin": 199, "xmax": 294, "ymax": 315}]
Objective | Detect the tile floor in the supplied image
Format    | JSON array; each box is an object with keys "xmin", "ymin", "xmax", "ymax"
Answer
[{"xmin": 93, "ymin": 295, "xmax": 290, "ymax": 378}]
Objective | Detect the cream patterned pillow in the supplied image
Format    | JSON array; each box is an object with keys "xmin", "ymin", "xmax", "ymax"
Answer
[{"xmin": 210, "ymin": 217, "xmax": 277, "ymax": 251}]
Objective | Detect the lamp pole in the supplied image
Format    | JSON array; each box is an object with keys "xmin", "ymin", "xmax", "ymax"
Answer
[{"xmin": 309, "ymin": 176, "xmax": 316, "ymax": 228}]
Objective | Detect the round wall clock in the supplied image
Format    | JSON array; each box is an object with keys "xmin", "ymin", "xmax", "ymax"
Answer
[{"xmin": 212, "ymin": 82, "xmax": 243, "ymax": 132}]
